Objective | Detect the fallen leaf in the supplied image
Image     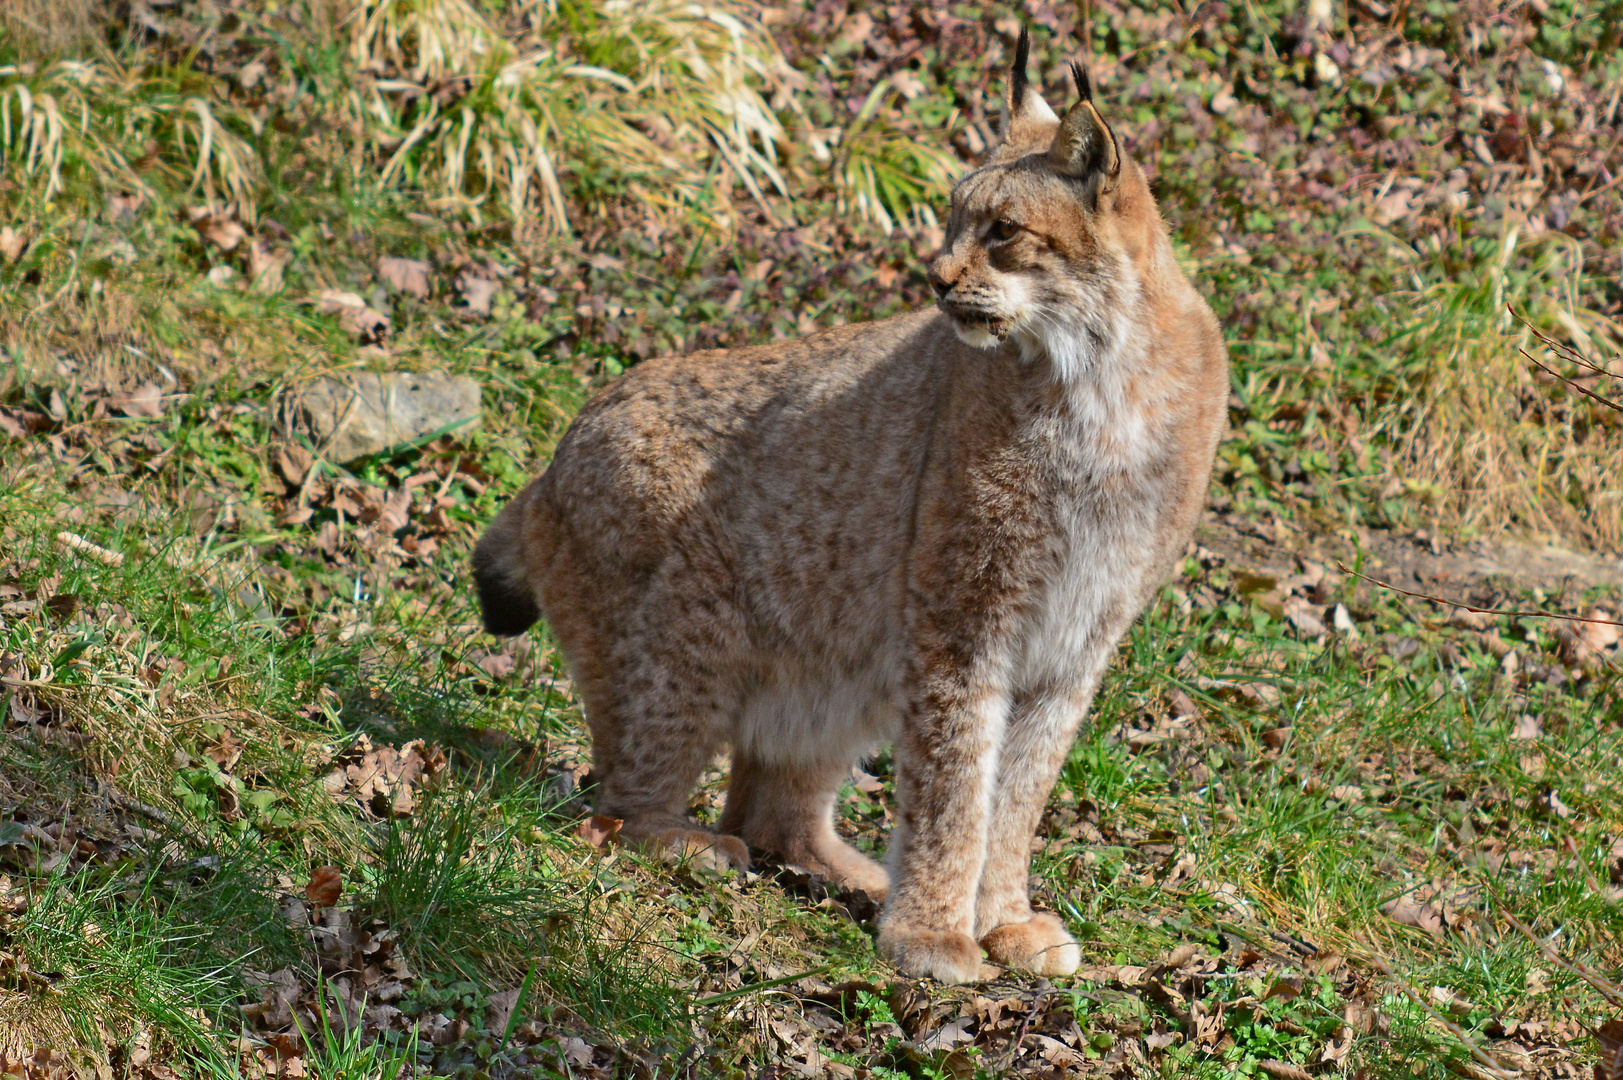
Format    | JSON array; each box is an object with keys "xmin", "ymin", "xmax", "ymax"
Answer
[
  {"xmin": 0, "ymin": 227, "xmax": 28, "ymax": 263},
  {"xmin": 188, "ymin": 206, "xmax": 247, "ymax": 251},
  {"xmin": 1595, "ymin": 1018, "xmax": 1623, "ymax": 1080},
  {"xmin": 1381, "ymin": 892, "xmax": 1444, "ymax": 937},
  {"xmin": 248, "ymin": 239, "xmax": 289, "ymax": 295},
  {"xmin": 305, "ymin": 867, "xmax": 342, "ymax": 908},
  {"xmin": 1165, "ymin": 687, "xmax": 1202, "ymax": 721},
  {"xmin": 1284, "ymin": 596, "xmax": 1327, "ymax": 637},
  {"xmin": 577, "ymin": 815, "xmax": 622, "ymax": 850},
  {"xmin": 458, "ymin": 274, "xmax": 497, "ymax": 314},
  {"xmin": 1543, "ymin": 789, "xmax": 1572, "ymax": 818},
  {"xmin": 1510, "ymin": 714, "xmax": 1542, "ymax": 740},
  {"xmin": 1429, "ymin": 985, "xmax": 1473, "ymax": 1016},
  {"xmin": 557, "ymin": 1036, "xmax": 594, "ymax": 1067},
  {"xmin": 313, "ymin": 289, "xmax": 391, "ymax": 343},
  {"xmin": 917, "ymin": 1016, "xmax": 974, "ymax": 1052},
  {"xmin": 1332, "ymin": 603, "xmax": 1360, "ymax": 639},
  {"xmin": 379, "ymin": 257, "xmax": 431, "ymax": 299},
  {"xmin": 111, "ymin": 382, "xmax": 164, "ymax": 419}
]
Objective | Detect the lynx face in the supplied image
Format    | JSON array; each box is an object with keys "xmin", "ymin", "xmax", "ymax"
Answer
[{"xmin": 928, "ymin": 62, "xmax": 1157, "ymax": 380}]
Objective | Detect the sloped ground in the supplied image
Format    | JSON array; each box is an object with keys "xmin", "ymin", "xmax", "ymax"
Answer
[{"xmin": 3, "ymin": 0, "xmax": 1623, "ymax": 1077}]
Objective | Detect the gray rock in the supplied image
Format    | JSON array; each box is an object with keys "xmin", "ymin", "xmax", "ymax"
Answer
[{"xmin": 299, "ymin": 371, "xmax": 480, "ymax": 463}]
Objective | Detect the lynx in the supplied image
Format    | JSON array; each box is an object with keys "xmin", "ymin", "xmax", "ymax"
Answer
[{"xmin": 473, "ymin": 33, "xmax": 1228, "ymax": 984}]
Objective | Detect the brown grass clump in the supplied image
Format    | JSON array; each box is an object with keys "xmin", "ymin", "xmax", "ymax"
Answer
[{"xmin": 1373, "ymin": 224, "xmax": 1623, "ymax": 548}]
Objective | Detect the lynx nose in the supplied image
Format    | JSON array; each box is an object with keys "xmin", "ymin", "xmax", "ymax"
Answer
[{"xmin": 928, "ymin": 267, "xmax": 955, "ymax": 299}]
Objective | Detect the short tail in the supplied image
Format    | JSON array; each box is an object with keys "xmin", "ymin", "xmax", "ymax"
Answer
[{"xmin": 471, "ymin": 490, "xmax": 542, "ymax": 636}]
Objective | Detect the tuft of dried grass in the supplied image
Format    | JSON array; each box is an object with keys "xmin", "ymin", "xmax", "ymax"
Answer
[
  {"xmin": 1366, "ymin": 223, "xmax": 1623, "ymax": 548},
  {"xmin": 0, "ymin": 58, "xmax": 259, "ymax": 207},
  {"xmin": 352, "ymin": 0, "xmax": 802, "ymax": 234},
  {"xmin": 828, "ymin": 78, "xmax": 959, "ymax": 235}
]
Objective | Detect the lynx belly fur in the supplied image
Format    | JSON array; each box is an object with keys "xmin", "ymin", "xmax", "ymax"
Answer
[{"xmin": 473, "ymin": 34, "xmax": 1228, "ymax": 984}]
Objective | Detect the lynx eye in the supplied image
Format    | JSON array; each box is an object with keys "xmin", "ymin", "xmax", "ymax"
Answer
[{"xmin": 988, "ymin": 218, "xmax": 1021, "ymax": 243}]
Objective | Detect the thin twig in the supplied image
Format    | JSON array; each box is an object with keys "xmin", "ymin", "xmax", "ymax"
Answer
[
  {"xmin": 103, "ymin": 784, "xmax": 173, "ymax": 826},
  {"xmin": 1500, "ymin": 909, "xmax": 1623, "ymax": 1012},
  {"xmin": 1522, "ymin": 349, "xmax": 1623, "ymax": 414},
  {"xmin": 999, "ymin": 991, "xmax": 1047, "ymax": 1072},
  {"xmin": 55, "ymin": 530, "xmax": 126, "ymax": 568},
  {"xmin": 1335, "ymin": 562, "xmax": 1623, "ymax": 628},
  {"xmin": 1508, "ymin": 304, "xmax": 1623, "ymax": 382}
]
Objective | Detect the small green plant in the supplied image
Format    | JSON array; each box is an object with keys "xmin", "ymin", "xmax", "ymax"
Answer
[
  {"xmin": 366, "ymin": 788, "xmax": 571, "ymax": 980},
  {"xmin": 292, "ymin": 978, "xmax": 418, "ymax": 1080}
]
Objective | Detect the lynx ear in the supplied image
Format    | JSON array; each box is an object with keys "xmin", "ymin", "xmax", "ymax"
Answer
[
  {"xmin": 1000, "ymin": 27, "xmax": 1058, "ymax": 146},
  {"xmin": 1048, "ymin": 62, "xmax": 1120, "ymax": 182}
]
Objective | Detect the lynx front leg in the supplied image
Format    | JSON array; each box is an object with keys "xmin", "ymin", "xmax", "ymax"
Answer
[
  {"xmin": 877, "ymin": 675, "xmax": 1012, "ymax": 984},
  {"xmin": 973, "ymin": 686, "xmax": 1096, "ymax": 975}
]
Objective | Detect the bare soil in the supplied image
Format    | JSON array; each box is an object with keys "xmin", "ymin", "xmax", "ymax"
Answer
[{"xmin": 1196, "ymin": 513, "xmax": 1623, "ymax": 604}]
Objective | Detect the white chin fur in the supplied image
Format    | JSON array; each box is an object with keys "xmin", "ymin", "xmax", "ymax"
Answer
[{"xmin": 952, "ymin": 322, "xmax": 1002, "ymax": 350}]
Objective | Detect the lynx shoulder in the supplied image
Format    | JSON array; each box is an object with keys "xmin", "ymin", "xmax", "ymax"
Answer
[{"xmin": 473, "ymin": 31, "xmax": 1227, "ymax": 984}]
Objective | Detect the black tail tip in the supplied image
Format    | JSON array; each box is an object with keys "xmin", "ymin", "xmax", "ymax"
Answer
[{"xmin": 472, "ymin": 560, "xmax": 541, "ymax": 637}]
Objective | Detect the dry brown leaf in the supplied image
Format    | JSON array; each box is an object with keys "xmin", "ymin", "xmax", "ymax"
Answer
[
  {"xmin": 204, "ymin": 728, "xmax": 243, "ymax": 772},
  {"xmin": 247, "ymin": 239, "xmax": 289, "ymax": 295},
  {"xmin": 111, "ymin": 382, "xmax": 165, "ymax": 419},
  {"xmin": 1191, "ymin": 999, "xmax": 1224, "ymax": 1048},
  {"xmin": 577, "ymin": 815, "xmax": 623, "ymax": 850},
  {"xmin": 458, "ymin": 273, "xmax": 497, "ymax": 314},
  {"xmin": 326, "ymin": 737, "xmax": 448, "ymax": 816},
  {"xmin": 1381, "ymin": 887, "xmax": 1452, "ymax": 937},
  {"xmin": 472, "ymin": 649, "xmax": 516, "ymax": 679},
  {"xmin": 1165, "ymin": 687, "xmax": 1202, "ymax": 721},
  {"xmin": 379, "ymin": 257, "xmax": 431, "ymax": 299},
  {"xmin": 1595, "ymin": 1018, "xmax": 1623, "ymax": 1080},
  {"xmin": 305, "ymin": 866, "xmax": 342, "ymax": 908},
  {"xmin": 1164, "ymin": 942, "xmax": 1203, "ymax": 969},
  {"xmin": 0, "ymin": 226, "xmax": 28, "ymax": 263},
  {"xmin": 189, "ymin": 206, "xmax": 247, "ymax": 251},
  {"xmin": 557, "ymin": 1037, "xmax": 594, "ymax": 1067},
  {"xmin": 1284, "ymin": 596, "xmax": 1328, "ymax": 637},
  {"xmin": 917, "ymin": 1016, "xmax": 974, "ymax": 1052},
  {"xmin": 313, "ymin": 289, "xmax": 390, "ymax": 343},
  {"xmin": 1258, "ymin": 1061, "xmax": 1313, "ymax": 1080}
]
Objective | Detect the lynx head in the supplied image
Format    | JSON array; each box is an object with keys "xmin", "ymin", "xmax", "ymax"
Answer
[{"xmin": 928, "ymin": 29, "xmax": 1164, "ymax": 378}]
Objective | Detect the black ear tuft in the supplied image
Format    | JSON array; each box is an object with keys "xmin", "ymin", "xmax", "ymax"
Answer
[
  {"xmin": 1070, "ymin": 61, "xmax": 1092, "ymax": 104},
  {"xmin": 1010, "ymin": 26, "xmax": 1031, "ymax": 106}
]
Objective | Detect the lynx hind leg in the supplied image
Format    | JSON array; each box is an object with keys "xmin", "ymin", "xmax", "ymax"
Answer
[
  {"xmin": 591, "ymin": 695, "xmax": 750, "ymax": 874},
  {"xmin": 565, "ymin": 615, "xmax": 751, "ymax": 875},
  {"xmin": 719, "ymin": 753, "xmax": 890, "ymax": 899}
]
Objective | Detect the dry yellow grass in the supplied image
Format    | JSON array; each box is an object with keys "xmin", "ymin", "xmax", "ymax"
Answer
[{"xmin": 1365, "ymin": 223, "xmax": 1623, "ymax": 548}]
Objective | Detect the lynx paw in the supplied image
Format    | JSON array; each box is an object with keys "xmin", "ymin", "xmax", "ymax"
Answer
[
  {"xmin": 640, "ymin": 827, "xmax": 750, "ymax": 873},
  {"xmin": 789, "ymin": 844, "xmax": 889, "ymax": 902},
  {"xmin": 829, "ymin": 853, "xmax": 890, "ymax": 903},
  {"xmin": 979, "ymin": 912, "xmax": 1080, "ymax": 976},
  {"xmin": 878, "ymin": 923, "xmax": 983, "ymax": 984}
]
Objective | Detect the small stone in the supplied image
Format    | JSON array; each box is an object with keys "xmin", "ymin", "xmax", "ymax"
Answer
[{"xmin": 298, "ymin": 371, "xmax": 481, "ymax": 463}]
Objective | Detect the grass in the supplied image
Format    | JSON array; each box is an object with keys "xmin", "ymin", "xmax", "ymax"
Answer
[{"xmin": 1, "ymin": 0, "xmax": 1622, "ymax": 1075}]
